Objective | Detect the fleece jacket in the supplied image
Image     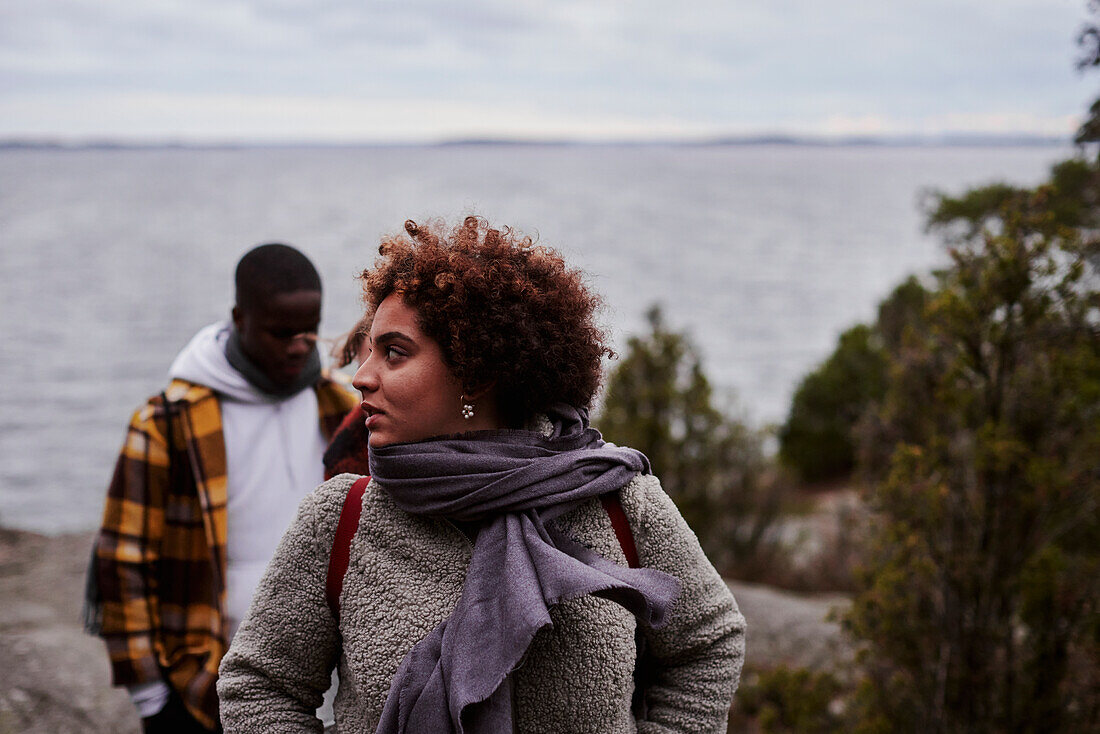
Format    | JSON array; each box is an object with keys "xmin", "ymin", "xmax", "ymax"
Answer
[{"xmin": 218, "ymin": 472, "xmax": 747, "ymax": 733}]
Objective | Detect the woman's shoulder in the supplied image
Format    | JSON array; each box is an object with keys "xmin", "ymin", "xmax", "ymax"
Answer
[
  {"xmin": 548, "ymin": 473, "xmax": 672, "ymax": 565},
  {"xmin": 310, "ymin": 473, "xmax": 441, "ymax": 544},
  {"xmin": 310, "ymin": 472, "xmax": 368, "ymax": 510},
  {"xmin": 617, "ymin": 472, "xmax": 677, "ymax": 526},
  {"xmin": 304, "ymin": 473, "xmax": 380, "ymax": 543},
  {"xmin": 615, "ymin": 473, "xmax": 709, "ymax": 566}
]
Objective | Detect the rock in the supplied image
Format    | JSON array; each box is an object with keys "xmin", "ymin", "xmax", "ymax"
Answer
[
  {"xmin": 0, "ymin": 529, "xmax": 138, "ymax": 734},
  {"xmin": 727, "ymin": 579, "xmax": 852, "ymax": 671}
]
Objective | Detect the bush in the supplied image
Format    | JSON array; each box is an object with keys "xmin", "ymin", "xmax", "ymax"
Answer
[
  {"xmin": 779, "ymin": 277, "xmax": 929, "ymax": 485},
  {"xmin": 847, "ymin": 169, "xmax": 1100, "ymax": 733},
  {"xmin": 778, "ymin": 325, "xmax": 887, "ymax": 483},
  {"xmin": 735, "ymin": 665, "xmax": 849, "ymax": 733},
  {"xmin": 597, "ymin": 305, "xmax": 786, "ymax": 575}
]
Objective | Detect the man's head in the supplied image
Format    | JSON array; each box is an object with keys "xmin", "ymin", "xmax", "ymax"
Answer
[{"xmin": 232, "ymin": 243, "xmax": 323, "ymax": 390}]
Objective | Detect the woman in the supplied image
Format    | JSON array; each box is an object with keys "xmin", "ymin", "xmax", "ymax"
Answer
[{"xmin": 218, "ymin": 217, "xmax": 746, "ymax": 733}]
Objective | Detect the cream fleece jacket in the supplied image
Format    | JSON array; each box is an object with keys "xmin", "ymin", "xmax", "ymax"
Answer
[{"xmin": 218, "ymin": 472, "xmax": 746, "ymax": 733}]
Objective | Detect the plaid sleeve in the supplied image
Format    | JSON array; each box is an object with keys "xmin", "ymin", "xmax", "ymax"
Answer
[{"xmin": 93, "ymin": 397, "xmax": 169, "ymax": 686}]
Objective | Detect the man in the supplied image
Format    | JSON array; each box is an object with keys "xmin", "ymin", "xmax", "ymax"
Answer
[{"xmin": 86, "ymin": 244, "xmax": 358, "ymax": 732}]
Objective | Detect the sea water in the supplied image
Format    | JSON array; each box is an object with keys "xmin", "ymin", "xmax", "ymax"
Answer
[{"xmin": 0, "ymin": 143, "xmax": 1069, "ymax": 532}]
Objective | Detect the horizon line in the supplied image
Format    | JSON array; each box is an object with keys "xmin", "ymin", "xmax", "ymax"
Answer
[{"xmin": 0, "ymin": 131, "xmax": 1076, "ymax": 151}]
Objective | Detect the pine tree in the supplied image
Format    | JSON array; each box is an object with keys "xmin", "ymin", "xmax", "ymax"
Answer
[
  {"xmin": 597, "ymin": 306, "xmax": 783, "ymax": 574},
  {"xmin": 847, "ymin": 171, "xmax": 1100, "ymax": 733}
]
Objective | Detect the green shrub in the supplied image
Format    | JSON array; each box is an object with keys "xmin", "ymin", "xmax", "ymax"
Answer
[
  {"xmin": 778, "ymin": 324, "xmax": 887, "ymax": 483},
  {"xmin": 597, "ymin": 305, "xmax": 786, "ymax": 575},
  {"xmin": 779, "ymin": 277, "xmax": 930, "ymax": 485},
  {"xmin": 736, "ymin": 666, "xmax": 848, "ymax": 733},
  {"xmin": 848, "ymin": 170, "xmax": 1100, "ymax": 733}
]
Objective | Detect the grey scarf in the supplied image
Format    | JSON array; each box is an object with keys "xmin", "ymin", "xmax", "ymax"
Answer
[
  {"xmin": 224, "ymin": 326, "xmax": 321, "ymax": 398},
  {"xmin": 368, "ymin": 405, "xmax": 681, "ymax": 734}
]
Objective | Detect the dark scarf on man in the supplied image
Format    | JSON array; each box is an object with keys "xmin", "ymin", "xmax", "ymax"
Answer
[
  {"xmin": 367, "ymin": 404, "xmax": 682, "ymax": 734},
  {"xmin": 224, "ymin": 326, "xmax": 321, "ymax": 398}
]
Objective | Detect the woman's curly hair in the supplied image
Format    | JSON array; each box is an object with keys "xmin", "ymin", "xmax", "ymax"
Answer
[{"xmin": 359, "ymin": 216, "xmax": 612, "ymax": 426}]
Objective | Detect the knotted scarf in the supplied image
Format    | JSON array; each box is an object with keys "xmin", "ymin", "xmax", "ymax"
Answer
[{"xmin": 367, "ymin": 404, "xmax": 682, "ymax": 734}]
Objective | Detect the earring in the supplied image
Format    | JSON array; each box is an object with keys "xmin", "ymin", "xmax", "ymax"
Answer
[{"xmin": 461, "ymin": 396, "xmax": 475, "ymax": 420}]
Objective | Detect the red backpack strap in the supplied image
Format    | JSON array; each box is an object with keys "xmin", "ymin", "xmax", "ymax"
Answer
[
  {"xmin": 326, "ymin": 476, "xmax": 371, "ymax": 620},
  {"xmin": 600, "ymin": 493, "xmax": 640, "ymax": 568}
]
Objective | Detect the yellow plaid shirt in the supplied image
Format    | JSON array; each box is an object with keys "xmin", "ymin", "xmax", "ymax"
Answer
[{"xmin": 92, "ymin": 376, "xmax": 357, "ymax": 728}]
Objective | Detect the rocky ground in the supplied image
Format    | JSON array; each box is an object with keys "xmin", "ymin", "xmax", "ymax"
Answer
[
  {"xmin": 0, "ymin": 529, "xmax": 138, "ymax": 734},
  {"xmin": 0, "ymin": 528, "xmax": 849, "ymax": 733}
]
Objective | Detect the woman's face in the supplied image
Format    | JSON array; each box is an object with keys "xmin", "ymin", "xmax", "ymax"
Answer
[{"xmin": 352, "ymin": 294, "xmax": 472, "ymax": 448}]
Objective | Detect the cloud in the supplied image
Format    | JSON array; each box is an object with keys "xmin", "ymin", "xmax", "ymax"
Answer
[
  {"xmin": 0, "ymin": 90, "xmax": 741, "ymax": 142},
  {"xmin": 1, "ymin": 0, "xmax": 1094, "ymax": 140}
]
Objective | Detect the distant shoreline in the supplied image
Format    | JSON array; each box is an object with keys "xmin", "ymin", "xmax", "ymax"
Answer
[{"xmin": 0, "ymin": 133, "xmax": 1072, "ymax": 152}]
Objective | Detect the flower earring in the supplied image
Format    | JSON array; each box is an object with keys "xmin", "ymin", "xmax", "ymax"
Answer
[{"xmin": 461, "ymin": 396, "xmax": 475, "ymax": 420}]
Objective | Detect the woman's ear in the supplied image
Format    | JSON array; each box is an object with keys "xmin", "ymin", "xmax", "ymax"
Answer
[
  {"xmin": 463, "ymin": 381, "xmax": 497, "ymax": 403},
  {"xmin": 461, "ymin": 381, "xmax": 510, "ymax": 430}
]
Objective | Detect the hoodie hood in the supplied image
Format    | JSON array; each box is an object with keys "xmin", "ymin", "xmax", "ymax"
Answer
[{"xmin": 168, "ymin": 322, "xmax": 271, "ymax": 404}]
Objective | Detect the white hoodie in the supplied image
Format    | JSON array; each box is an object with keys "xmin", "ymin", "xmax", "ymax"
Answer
[
  {"xmin": 168, "ymin": 321, "xmax": 328, "ymax": 640},
  {"xmin": 127, "ymin": 322, "xmax": 334, "ymax": 723}
]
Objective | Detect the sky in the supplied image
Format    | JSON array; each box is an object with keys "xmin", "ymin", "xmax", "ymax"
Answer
[{"xmin": 1, "ymin": 0, "xmax": 1097, "ymax": 143}]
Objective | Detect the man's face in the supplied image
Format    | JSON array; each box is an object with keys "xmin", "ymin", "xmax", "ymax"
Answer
[{"xmin": 232, "ymin": 289, "xmax": 322, "ymax": 389}]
